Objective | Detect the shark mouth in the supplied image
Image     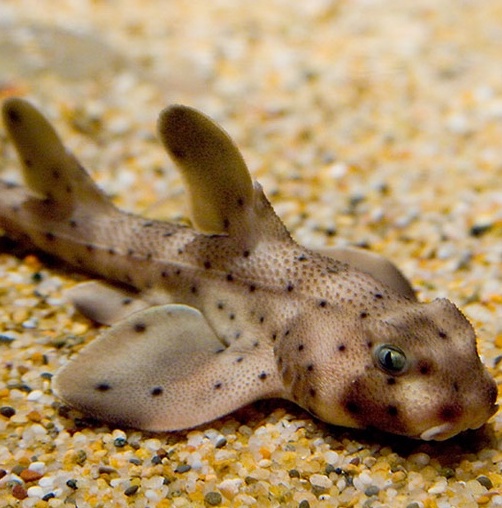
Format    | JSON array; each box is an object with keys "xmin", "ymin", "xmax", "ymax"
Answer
[
  {"xmin": 419, "ymin": 423, "xmax": 456, "ymax": 441},
  {"xmin": 419, "ymin": 410, "xmax": 495, "ymax": 441}
]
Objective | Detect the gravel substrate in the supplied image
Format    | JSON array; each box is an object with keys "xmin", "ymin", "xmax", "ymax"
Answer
[{"xmin": 1, "ymin": 1, "xmax": 502, "ymax": 507}]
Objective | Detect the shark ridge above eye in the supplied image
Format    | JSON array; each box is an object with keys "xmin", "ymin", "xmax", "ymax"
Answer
[{"xmin": 0, "ymin": 97, "xmax": 497, "ymax": 440}]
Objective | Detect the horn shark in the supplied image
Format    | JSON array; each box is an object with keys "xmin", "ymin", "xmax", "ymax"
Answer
[{"xmin": 0, "ymin": 98, "xmax": 497, "ymax": 440}]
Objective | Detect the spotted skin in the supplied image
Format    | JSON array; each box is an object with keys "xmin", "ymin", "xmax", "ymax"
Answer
[{"xmin": 0, "ymin": 98, "xmax": 497, "ymax": 439}]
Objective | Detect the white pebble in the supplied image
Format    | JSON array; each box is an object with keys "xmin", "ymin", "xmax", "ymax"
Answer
[
  {"xmin": 336, "ymin": 478, "xmax": 347, "ymax": 491},
  {"xmin": 474, "ymin": 85, "xmax": 494, "ymax": 101},
  {"xmin": 38, "ymin": 476, "xmax": 54, "ymax": 488},
  {"xmin": 22, "ymin": 318, "xmax": 38, "ymax": 329},
  {"xmin": 144, "ymin": 438, "xmax": 162, "ymax": 451},
  {"xmin": 408, "ymin": 453, "xmax": 430, "ymax": 467},
  {"xmin": 324, "ymin": 450, "xmax": 339, "ymax": 467},
  {"xmin": 22, "ymin": 424, "xmax": 47, "ymax": 443},
  {"xmin": 28, "ymin": 461, "xmax": 47, "ymax": 474},
  {"xmin": 0, "ymin": 332, "xmax": 16, "ymax": 342},
  {"xmin": 204, "ymin": 429, "xmax": 226, "ymax": 447},
  {"xmin": 46, "ymin": 297, "xmax": 63, "ymax": 306},
  {"xmin": 353, "ymin": 471, "xmax": 373, "ymax": 491},
  {"xmin": 27, "ymin": 390, "xmax": 43, "ymax": 402},
  {"xmin": 145, "ymin": 489, "xmax": 163, "ymax": 502},
  {"xmin": 9, "ymin": 389, "xmax": 25, "ymax": 400},
  {"xmin": 214, "ymin": 450, "xmax": 235, "ymax": 463},
  {"xmin": 111, "ymin": 429, "xmax": 127, "ymax": 440},
  {"xmin": 310, "ymin": 473, "xmax": 333, "ymax": 489},
  {"xmin": 358, "ymin": 471, "xmax": 373, "ymax": 485},
  {"xmin": 27, "ymin": 485, "xmax": 44, "ymax": 498},
  {"xmin": 249, "ymin": 467, "xmax": 270, "ymax": 481},
  {"xmin": 187, "ymin": 452, "xmax": 203, "ymax": 470},
  {"xmin": 327, "ymin": 162, "xmax": 348, "ymax": 179},
  {"xmin": 143, "ymin": 476, "xmax": 164, "ymax": 489},
  {"xmin": 257, "ymin": 459, "xmax": 272, "ymax": 468},
  {"xmin": 218, "ymin": 478, "xmax": 243, "ymax": 498},
  {"xmin": 238, "ymin": 425, "xmax": 253, "ymax": 436},
  {"xmin": 446, "ymin": 113, "xmax": 470, "ymax": 134},
  {"xmin": 187, "ymin": 431, "xmax": 204, "ymax": 448},
  {"xmin": 36, "ymin": 276, "xmax": 63, "ymax": 294},
  {"xmin": 435, "ymin": 244, "xmax": 453, "ymax": 260},
  {"xmin": 465, "ymin": 479, "xmax": 487, "ymax": 496},
  {"xmin": 428, "ymin": 478, "xmax": 447, "ymax": 494},
  {"xmin": 491, "ymin": 495, "xmax": 502, "ymax": 506},
  {"xmin": 71, "ymin": 433, "xmax": 89, "ymax": 447}
]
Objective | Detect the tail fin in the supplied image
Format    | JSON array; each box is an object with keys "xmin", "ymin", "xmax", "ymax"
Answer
[{"xmin": 2, "ymin": 98, "xmax": 114, "ymax": 214}]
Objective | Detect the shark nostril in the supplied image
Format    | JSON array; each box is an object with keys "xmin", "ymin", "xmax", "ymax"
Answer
[
  {"xmin": 439, "ymin": 403, "xmax": 462, "ymax": 422},
  {"xmin": 488, "ymin": 381, "xmax": 498, "ymax": 406}
]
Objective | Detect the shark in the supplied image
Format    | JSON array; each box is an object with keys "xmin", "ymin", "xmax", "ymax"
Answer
[{"xmin": 0, "ymin": 98, "xmax": 497, "ymax": 440}]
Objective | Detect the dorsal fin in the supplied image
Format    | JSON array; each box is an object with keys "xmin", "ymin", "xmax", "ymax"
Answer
[
  {"xmin": 2, "ymin": 98, "xmax": 114, "ymax": 213},
  {"xmin": 157, "ymin": 105, "xmax": 254, "ymax": 235}
]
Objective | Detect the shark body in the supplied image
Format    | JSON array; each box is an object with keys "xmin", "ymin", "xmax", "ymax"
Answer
[{"xmin": 0, "ymin": 98, "xmax": 497, "ymax": 440}]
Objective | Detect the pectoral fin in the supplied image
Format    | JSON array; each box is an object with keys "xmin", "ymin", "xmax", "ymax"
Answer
[
  {"xmin": 52, "ymin": 304, "xmax": 283, "ymax": 431},
  {"xmin": 317, "ymin": 246, "xmax": 416, "ymax": 300},
  {"xmin": 157, "ymin": 105, "xmax": 254, "ymax": 235}
]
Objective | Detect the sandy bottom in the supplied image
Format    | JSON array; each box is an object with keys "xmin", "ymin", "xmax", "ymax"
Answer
[{"xmin": 0, "ymin": 1, "xmax": 501, "ymax": 506}]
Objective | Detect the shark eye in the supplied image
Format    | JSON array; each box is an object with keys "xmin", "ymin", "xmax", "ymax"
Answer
[{"xmin": 374, "ymin": 344, "xmax": 407, "ymax": 374}]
